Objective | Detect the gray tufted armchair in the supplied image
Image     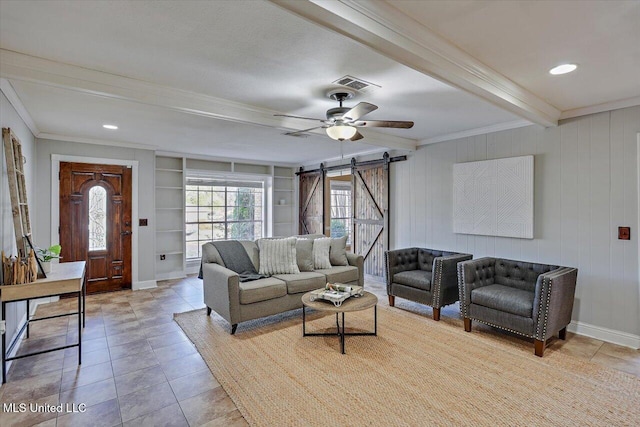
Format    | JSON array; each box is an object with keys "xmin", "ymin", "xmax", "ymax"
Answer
[
  {"xmin": 385, "ymin": 248, "xmax": 472, "ymax": 320},
  {"xmin": 457, "ymin": 257, "xmax": 578, "ymax": 357}
]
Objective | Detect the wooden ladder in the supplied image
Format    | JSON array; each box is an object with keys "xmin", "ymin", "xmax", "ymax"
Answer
[{"xmin": 2, "ymin": 128, "xmax": 31, "ymax": 254}]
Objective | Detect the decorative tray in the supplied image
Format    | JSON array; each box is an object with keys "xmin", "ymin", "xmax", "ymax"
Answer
[{"xmin": 309, "ymin": 284, "xmax": 364, "ymax": 307}]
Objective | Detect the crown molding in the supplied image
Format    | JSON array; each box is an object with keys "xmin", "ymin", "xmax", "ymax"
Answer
[
  {"xmin": 0, "ymin": 49, "xmax": 416, "ymax": 152},
  {"xmin": 270, "ymin": 0, "xmax": 560, "ymax": 127},
  {"xmin": 418, "ymin": 119, "xmax": 533, "ymax": 146},
  {"xmin": 0, "ymin": 78, "xmax": 39, "ymax": 136},
  {"xmin": 37, "ymin": 133, "xmax": 158, "ymax": 151},
  {"xmin": 559, "ymin": 96, "xmax": 640, "ymax": 120}
]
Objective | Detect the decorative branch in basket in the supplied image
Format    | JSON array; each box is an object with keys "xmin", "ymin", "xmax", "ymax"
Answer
[{"xmin": 1, "ymin": 250, "xmax": 39, "ymax": 285}]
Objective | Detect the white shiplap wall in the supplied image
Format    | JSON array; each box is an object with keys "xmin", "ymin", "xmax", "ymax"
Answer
[
  {"xmin": 390, "ymin": 106, "xmax": 640, "ymax": 345},
  {"xmin": 1, "ymin": 89, "xmax": 36, "ymax": 383}
]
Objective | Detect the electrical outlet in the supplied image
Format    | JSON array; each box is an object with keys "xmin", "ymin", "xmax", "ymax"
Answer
[
  {"xmin": 160, "ymin": 254, "xmax": 166, "ymax": 260},
  {"xmin": 618, "ymin": 227, "xmax": 631, "ymax": 240},
  {"xmin": 0, "ymin": 320, "xmax": 6, "ymax": 335}
]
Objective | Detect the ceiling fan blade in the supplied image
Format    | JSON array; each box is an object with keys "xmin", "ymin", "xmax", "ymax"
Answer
[
  {"xmin": 284, "ymin": 126, "xmax": 325, "ymax": 136},
  {"xmin": 353, "ymin": 120, "xmax": 414, "ymax": 129},
  {"xmin": 275, "ymin": 114, "xmax": 326, "ymax": 123},
  {"xmin": 350, "ymin": 130, "xmax": 364, "ymax": 141},
  {"xmin": 341, "ymin": 102, "xmax": 378, "ymax": 121}
]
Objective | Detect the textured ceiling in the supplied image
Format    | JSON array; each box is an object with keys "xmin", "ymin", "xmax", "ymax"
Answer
[{"xmin": 0, "ymin": 1, "xmax": 636, "ymax": 164}]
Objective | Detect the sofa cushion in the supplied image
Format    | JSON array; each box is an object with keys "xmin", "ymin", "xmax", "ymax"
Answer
[
  {"xmin": 296, "ymin": 239, "xmax": 315, "ymax": 272},
  {"xmin": 471, "ymin": 284, "xmax": 534, "ymax": 318},
  {"xmin": 295, "ymin": 234, "xmax": 325, "ymax": 240},
  {"xmin": 329, "ymin": 236, "xmax": 349, "ymax": 266},
  {"xmin": 316, "ymin": 265, "xmax": 359, "ymax": 284},
  {"xmin": 312, "ymin": 237, "xmax": 332, "ymax": 269},
  {"xmin": 274, "ymin": 272, "xmax": 326, "ymax": 294},
  {"xmin": 393, "ymin": 270, "xmax": 431, "ymax": 291},
  {"xmin": 239, "ymin": 277, "xmax": 287, "ymax": 304},
  {"xmin": 257, "ymin": 237, "xmax": 300, "ymax": 275}
]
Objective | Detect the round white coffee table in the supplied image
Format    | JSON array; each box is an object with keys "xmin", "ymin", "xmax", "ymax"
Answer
[{"xmin": 301, "ymin": 290, "xmax": 378, "ymax": 354}]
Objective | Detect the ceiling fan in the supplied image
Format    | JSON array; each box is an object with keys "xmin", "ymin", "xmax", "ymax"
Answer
[{"xmin": 275, "ymin": 90, "xmax": 414, "ymax": 141}]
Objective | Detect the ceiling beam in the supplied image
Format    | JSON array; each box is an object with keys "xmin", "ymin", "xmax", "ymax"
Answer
[
  {"xmin": 270, "ymin": 0, "xmax": 561, "ymax": 127},
  {"xmin": 0, "ymin": 49, "xmax": 417, "ymax": 152}
]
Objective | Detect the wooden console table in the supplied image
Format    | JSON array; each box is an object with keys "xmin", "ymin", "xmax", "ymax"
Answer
[{"xmin": 1, "ymin": 261, "xmax": 86, "ymax": 383}]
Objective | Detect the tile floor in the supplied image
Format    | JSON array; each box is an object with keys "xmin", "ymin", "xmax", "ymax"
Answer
[
  {"xmin": 0, "ymin": 276, "xmax": 245, "ymax": 427},
  {"xmin": 1, "ymin": 275, "xmax": 639, "ymax": 427}
]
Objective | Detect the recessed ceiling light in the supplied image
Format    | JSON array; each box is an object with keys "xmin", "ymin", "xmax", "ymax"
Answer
[
  {"xmin": 103, "ymin": 124, "xmax": 118, "ymax": 130},
  {"xmin": 549, "ymin": 64, "xmax": 577, "ymax": 75}
]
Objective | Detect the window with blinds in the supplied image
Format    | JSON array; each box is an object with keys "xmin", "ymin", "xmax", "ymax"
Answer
[{"xmin": 185, "ymin": 175, "xmax": 264, "ymax": 259}]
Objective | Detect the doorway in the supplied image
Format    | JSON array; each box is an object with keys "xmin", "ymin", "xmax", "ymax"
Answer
[
  {"xmin": 299, "ymin": 157, "xmax": 392, "ymax": 278},
  {"xmin": 59, "ymin": 162, "xmax": 132, "ymax": 293}
]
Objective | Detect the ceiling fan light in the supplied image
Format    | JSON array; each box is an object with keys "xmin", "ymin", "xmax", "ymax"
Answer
[{"xmin": 326, "ymin": 125, "xmax": 357, "ymax": 141}]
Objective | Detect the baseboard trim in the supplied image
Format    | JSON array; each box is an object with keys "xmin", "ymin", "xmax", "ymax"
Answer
[
  {"xmin": 568, "ymin": 320, "xmax": 640, "ymax": 349},
  {"xmin": 185, "ymin": 264, "xmax": 200, "ymax": 275},
  {"xmin": 132, "ymin": 280, "xmax": 157, "ymax": 290},
  {"xmin": 155, "ymin": 272, "xmax": 187, "ymax": 281}
]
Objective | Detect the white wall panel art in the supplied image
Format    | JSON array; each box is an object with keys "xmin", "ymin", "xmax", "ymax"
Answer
[{"xmin": 453, "ymin": 155, "xmax": 533, "ymax": 239}]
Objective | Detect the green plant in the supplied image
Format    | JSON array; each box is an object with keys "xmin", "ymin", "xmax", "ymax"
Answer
[{"xmin": 36, "ymin": 244, "xmax": 62, "ymax": 262}]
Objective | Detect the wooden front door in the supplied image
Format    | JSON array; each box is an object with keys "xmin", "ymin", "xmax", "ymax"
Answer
[
  {"xmin": 298, "ymin": 169, "xmax": 325, "ymax": 235},
  {"xmin": 59, "ymin": 162, "xmax": 132, "ymax": 293},
  {"xmin": 351, "ymin": 157, "xmax": 389, "ymax": 277}
]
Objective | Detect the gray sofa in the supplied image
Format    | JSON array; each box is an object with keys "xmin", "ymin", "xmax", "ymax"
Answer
[
  {"xmin": 202, "ymin": 235, "xmax": 364, "ymax": 334},
  {"xmin": 385, "ymin": 248, "xmax": 472, "ymax": 320},
  {"xmin": 457, "ymin": 257, "xmax": 578, "ymax": 357}
]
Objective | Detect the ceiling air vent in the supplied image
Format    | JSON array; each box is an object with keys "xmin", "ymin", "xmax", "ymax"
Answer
[{"xmin": 332, "ymin": 75, "xmax": 381, "ymax": 94}]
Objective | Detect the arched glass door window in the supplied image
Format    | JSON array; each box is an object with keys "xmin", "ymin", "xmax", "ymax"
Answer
[{"xmin": 89, "ymin": 186, "xmax": 107, "ymax": 251}]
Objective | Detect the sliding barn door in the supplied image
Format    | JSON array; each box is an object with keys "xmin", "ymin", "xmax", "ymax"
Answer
[
  {"xmin": 298, "ymin": 169, "xmax": 325, "ymax": 235},
  {"xmin": 352, "ymin": 158, "xmax": 388, "ymax": 277}
]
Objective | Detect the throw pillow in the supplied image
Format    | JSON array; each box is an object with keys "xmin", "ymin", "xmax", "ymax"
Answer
[
  {"xmin": 257, "ymin": 237, "xmax": 300, "ymax": 275},
  {"xmin": 296, "ymin": 238, "xmax": 314, "ymax": 272},
  {"xmin": 312, "ymin": 237, "xmax": 332, "ymax": 269},
  {"xmin": 329, "ymin": 236, "xmax": 349, "ymax": 266}
]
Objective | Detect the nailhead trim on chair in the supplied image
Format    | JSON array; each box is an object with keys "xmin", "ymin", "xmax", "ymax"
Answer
[
  {"xmin": 432, "ymin": 258, "xmax": 443, "ymax": 308},
  {"xmin": 458, "ymin": 263, "xmax": 468, "ymax": 318},
  {"xmin": 535, "ymin": 274, "xmax": 553, "ymax": 341},
  {"xmin": 470, "ymin": 317, "xmax": 535, "ymax": 339},
  {"xmin": 384, "ymin": 251, "xmax": 392, "ymax": 294}
]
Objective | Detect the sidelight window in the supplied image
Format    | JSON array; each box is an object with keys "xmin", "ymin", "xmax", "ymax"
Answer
[{"xmin": 88, "ymin": 186, "xmax": 107, "ymax": 251}]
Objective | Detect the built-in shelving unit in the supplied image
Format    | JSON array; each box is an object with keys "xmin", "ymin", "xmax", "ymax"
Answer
[
  {"xmin": 155, "ymin": 156, "xmax": 186, "ymax": 280},
  {"xmin": 153, "ymin": 155, "xmax": 297, "ymax": 279},
  {"xmin": 272, "ymin": 166, "xmax": 296, "ymax": 236}
]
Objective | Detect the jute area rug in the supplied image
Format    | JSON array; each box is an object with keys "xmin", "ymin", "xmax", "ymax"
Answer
[{"xmin": 174, "ymin": 305, "xmax": 639, "ymax": 426}]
